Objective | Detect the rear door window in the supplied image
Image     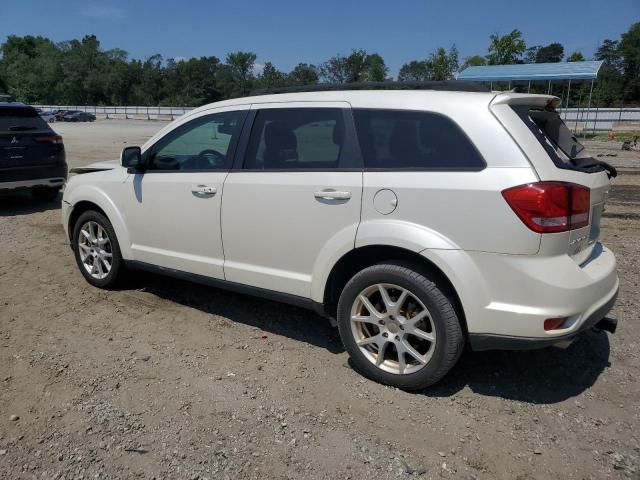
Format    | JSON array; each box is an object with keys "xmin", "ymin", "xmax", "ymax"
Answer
[
  {"xmin": 243, "ymin": 108, "xmax": 346, "ymax": 170},
  {"xmin": 353, "ymin": 109, "xmax": 485, "ymax": 170}
]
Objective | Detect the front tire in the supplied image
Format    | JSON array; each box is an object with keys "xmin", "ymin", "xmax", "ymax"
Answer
[
  {"xmin": 72, "ymin": 210, "xmax": 124, "ymax": 288},
  {"xmin": 337, "ymin": 262, "xmax": 464, "ymax": 390}
]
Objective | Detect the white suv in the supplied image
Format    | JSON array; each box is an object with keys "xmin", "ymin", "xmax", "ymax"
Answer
[{"xmin": 62, "ymin": 83, "xmax": 619, "ymax": 390}]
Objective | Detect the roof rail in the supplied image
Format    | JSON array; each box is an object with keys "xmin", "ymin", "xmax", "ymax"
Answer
[{"xmin": 250, "ymin": 81, "xmax": 490, "ymax": 96}]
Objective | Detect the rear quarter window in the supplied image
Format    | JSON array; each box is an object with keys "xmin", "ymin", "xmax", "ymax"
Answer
[{"xmin": 353, "ymin": 109, "xmax": 485, "ymax": 170}]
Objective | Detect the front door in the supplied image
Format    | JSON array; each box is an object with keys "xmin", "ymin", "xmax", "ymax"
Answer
[
  {"xmin": 221, "ymin": 104, "xmax": 363, "ymax": 298},
  {"xmin": 124, "ymin": 108, "xmax": 247, "ymax": 278}
]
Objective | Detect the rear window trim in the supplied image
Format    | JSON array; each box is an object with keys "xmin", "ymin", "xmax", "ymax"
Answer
[{"xmin": 352, "ymin": 108, "xmax": 487, "ymax": 172}]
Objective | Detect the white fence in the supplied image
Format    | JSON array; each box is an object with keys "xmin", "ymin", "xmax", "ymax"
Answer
[
  {"xmin": 559, "ymin": 108, "xmax": 640, "ymax": 132},
  {"xmin": 33, "ymin": 105, "xmax": 195, "ymax": 120},
  {"xmin": 33, "ymin": 105, "xmax": 640, "ymax": 132}
]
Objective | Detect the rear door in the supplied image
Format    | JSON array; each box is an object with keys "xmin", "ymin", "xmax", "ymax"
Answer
[{"xmin": 221, "ymin": 103, "xmax": 362, "ymax": 298}]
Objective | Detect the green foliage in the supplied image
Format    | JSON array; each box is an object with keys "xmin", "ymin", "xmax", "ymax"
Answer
[
  {"xmin": 619, "ymin": 22, "xmax": 640, "ymax": 103},
  {"xmin": 567, "ymin": 51, "xmax": 585, "ymax": 62},
  {"xmin": 487, "ymin": 29, "xmax": 526, "ymax": 65},
  {"xmin": 1, "ymin": 23, "xmax": 639, "ymax": 107},
  {"xmin": 460, "ymin": 55, "xmax": 486, "ymax": 71},
  {"xmin": 398, "ymin": 46, "xmax": 458, "ymax": 81},
  {"xmin": 525, "ymin": 43, "xmax": 564, "ymax": 63},
  {"xmin": 288, "ymin": 63, "xmax": 319, "ymax": 85},
  {"xmin": 320, "ymin": 49, "xmax": 389, "ymax": 83}
]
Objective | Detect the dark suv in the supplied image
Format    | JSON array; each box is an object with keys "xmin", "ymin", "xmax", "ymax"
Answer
[{"xmin": 0, "ymin": 103, "xmax": 67, "ymax": 200}]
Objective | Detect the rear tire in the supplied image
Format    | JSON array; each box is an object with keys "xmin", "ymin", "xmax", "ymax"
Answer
[
  {"xmin": 32, "ymin": 187, "xmax": 59, "ymax": 201},
  {"xmin": 337, "ymin": 262, "xmax": 464, "ymax": 391},
  {"xmin": 72, "ymin": 210, "xmax": 124, "ymax": 289}
]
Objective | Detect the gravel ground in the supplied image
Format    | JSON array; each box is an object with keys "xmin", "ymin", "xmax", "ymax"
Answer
[{"xmin": 0, "ymin": 120, "xmax": 639, "ymax": 479}]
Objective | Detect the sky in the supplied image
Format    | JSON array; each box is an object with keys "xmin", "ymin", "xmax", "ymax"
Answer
[{"xmin": 1, "ymin": 0, "xmax": 638, "ymax": 75}]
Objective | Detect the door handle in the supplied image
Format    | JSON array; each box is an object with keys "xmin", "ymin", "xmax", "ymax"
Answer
[
  {"xmin": 314, "ymin": 189, "xmax": 352, "ymax": 201},
  {"xmin": 191, "ymin": 184, "xmax": 217, "ymax": 195}
]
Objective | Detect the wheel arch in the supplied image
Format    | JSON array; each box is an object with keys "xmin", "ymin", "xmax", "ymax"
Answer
[
  {"xmin": 65, "ymin": 186, "xmax": 132, "ymax": 258},
  {"xmin": 322, "ymin": 245, "xmax": 468, "ymax": 337}
]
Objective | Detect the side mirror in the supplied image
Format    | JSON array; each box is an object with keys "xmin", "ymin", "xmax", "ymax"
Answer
[{"xmin": 121, "ymin": 146, "xmax": 143, "ymax": 169}]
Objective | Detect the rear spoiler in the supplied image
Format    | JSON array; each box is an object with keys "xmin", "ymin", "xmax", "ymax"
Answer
[{"xmin": 490, "ymin": 92, "xmax": 560, "ymax": 109}]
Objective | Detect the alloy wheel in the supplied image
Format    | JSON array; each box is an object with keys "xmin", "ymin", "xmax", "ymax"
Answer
[
  {"xmin": 78, "ymin": 221, "xmax": 113, "ymax": 280},
  {"xmin": 350, "ymin": 283, "xmax": 437, "ymax": 375}
]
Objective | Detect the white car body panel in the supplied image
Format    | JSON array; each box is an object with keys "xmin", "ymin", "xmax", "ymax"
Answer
[{"xmin": 222, "ymin": 170, "xmax": 362, "ymax": 298}]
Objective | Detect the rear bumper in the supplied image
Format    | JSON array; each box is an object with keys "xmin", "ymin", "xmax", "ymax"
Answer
[
  {"xmin": 0, "ymin": 164, "xmax": 68, "ymax": 190},
  {"xmin": 469, "ymin": 286, "xmax": 618, "ymax": 350},
  {"xmin": 421, "ymin": 242, "xmax": 619, "ymax": 350}
]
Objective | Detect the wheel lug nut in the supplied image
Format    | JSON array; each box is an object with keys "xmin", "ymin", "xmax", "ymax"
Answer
[
  {"xmin": 382, "ymin": 332, "xmax": 388, "ymax": 338},
  {"xmin": 379, "ymin": 320, "xmax": 385, "ymax": 325},
  {"xmin": 395, "ymin": 335, "xmax": 400, "ymax": 341}
]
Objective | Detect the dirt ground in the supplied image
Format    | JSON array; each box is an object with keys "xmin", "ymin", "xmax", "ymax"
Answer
[{"xmin": 1, "ymin": 120, "xmax": 639, "ymax": 480}]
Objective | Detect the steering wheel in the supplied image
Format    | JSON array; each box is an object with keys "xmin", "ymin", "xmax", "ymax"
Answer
[{"xmin": 196, "ymin": 149, "xmax": 225, "ymax": 169}]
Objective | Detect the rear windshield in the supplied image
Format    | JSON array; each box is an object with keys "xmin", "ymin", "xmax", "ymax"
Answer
[
  {"xmin": 512, "ymin": 106, "xmax": 587, "ymax": 166},
  {"xmin": 0, "ymin": 106, "xmax": 50, "ymax": 132}
]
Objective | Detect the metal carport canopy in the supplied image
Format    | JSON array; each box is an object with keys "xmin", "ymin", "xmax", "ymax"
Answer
[{"xmin": 457, "ymin": 61, "xmax": 603, "ymax": 81}]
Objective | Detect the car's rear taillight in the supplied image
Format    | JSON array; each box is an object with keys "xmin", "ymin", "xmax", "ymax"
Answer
[
  {"xmin": 502, "ymin": 182, "xmax": 590, "ymax": 233},
  {"xmin": 34, "ymin": 135, "xmax": 63, "ymax": 144}
]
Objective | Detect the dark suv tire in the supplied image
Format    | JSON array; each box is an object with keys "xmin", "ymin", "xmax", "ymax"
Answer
[
  {"xmin": 72, "ymin": 210, "xmax": 125, "ymax": 289},
  {"xmin": 337, "ymin": 262, "xmax": 464, "ymax": 390}
]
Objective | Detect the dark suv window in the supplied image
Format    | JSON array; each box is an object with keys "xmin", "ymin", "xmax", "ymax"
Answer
[
  {"xmin": 353, "ymin": 109, "xmax": 485, "ymax": 170},
  {"xmin": 244, "ymin": 108, "xmax": 345, "ymax": 170}
]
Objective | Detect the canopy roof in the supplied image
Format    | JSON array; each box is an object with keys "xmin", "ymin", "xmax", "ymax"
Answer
[{"xmin": 457, "ymin": 61, "xmax": 603, "ymax": 81}]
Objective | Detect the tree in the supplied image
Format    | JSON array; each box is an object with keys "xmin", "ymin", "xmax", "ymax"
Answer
[
  {"xmin": 321, "ymin": 49, "xmax": 388, "ymax": 83},
  {"xmin": 362, "ymin": 53, "xmax": 388, "ymax": 82},
  {"xmin": 430, "ymin": 46, "xmax": 458, "ymax": 80},
  {"xmin": 218, "ymin": 51, "xmax": 257, "ymax": 98},
  {"xmin": 487, "ymin": 29, "xmax": 526, "ymax": 65},
  {"xmin": 619, "ymin": 22, "xmax": 640, "ymax": 103},
  {"xmin": 398, "ymin": 46, "xmax": 458, "ymax": 81},
  {"xmin": 535, "ymin": 43, "xmax": 564, "ymax": 63},
  {"xmin": 567, "ymin": 51, "xmax": 585, "ymax": 62},
  {"xmin": 460, "ymin": 55, "xmax": 486, "ymax": 71},
  {"xmin": 594, "ymin": 39, "xmax": 623, "ymax": 106},
  {"xmin": 398, "ymin": 60, "xmax": 431, "ymax": 81},
  {"xmin": 255, "ymin": 62, "xmax": 287, "ymax": 89},
  {"xmin": 288, "ymin": 63, "xmax": 319, "ymax": 85},
  {"xmin": 524, "ymin": 45, "xmax": 541, "ymax": 64}
]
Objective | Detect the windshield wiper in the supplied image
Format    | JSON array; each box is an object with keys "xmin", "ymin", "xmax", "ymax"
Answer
[{"xmin": 8, "ymin": 125, "xmax": 38, "ymax": 131}]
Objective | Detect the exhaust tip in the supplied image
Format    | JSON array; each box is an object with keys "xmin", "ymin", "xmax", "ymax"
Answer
[{"xmin": 593, "ymin": 317, "xmax": 617, "ymax": 334}]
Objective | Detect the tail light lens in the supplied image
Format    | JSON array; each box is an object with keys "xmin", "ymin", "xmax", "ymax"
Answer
[
  {"xmin": 34, "ymin": 135, "xmax": 63, "ymax": 144},
  {"xmin": 502, "ymin": 182, "xmax": 590, "ymax": 233}
]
